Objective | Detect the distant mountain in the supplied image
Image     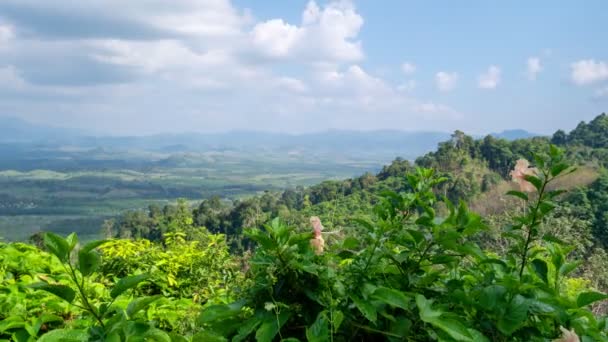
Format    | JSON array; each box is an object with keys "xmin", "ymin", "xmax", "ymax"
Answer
[
  {"xmin": 0, "ymin": 116, "xmax": 543, "ymax": 163},
  {"xmin": 0, "ymin": 116, "xmax": 83, "ymax": 143},
  {"xmin": 489, "ymin": 129, "xmax": 539, "ymax": 140}
]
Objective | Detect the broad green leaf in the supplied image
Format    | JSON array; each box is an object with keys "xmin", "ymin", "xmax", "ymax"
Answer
[
  {"xmin": 551, "ymin": 162, "xmax": 570, "ymax": 177},
  {"xmin": 191, "ymin": 331, "xmax": 227, "ymax": 342},
  {"xmin": 0, "ymin": 317, "xmax": 25, "ymax": 332},
  {"xmin": 168, "ymin": 334, "xmax": 189, "ymax": 342},
  {"xmin": 29, "ymin": 283, "xmax": 76, "ymax": 303},
  {"xmin": 140, "ymin": 327, "xmax": 172, "ymax": 342},
  {"xmin": 233, "ymin": 317, "xmax": 262, "ymax": 342},
  {"xmin": 416, "ymin": 295, "xmax": 442, "ymax": 323},
  {"xmin": 33, "ymin": 314, "xmax": 63, "ymax": 335},
  {"xmin": 497, "ymin": 295, "xmax": 529, "ymax": 335},
  {"xmin": 43, "ymin": 233, "xmax": 70, "ymax": 262},
  {"xmin": 560, "ymin": 261, "xmax": 583, "ymax": 276},
  {"xmin": 390, "ymin": 316, "xmax": 412, "ymax": 338},
  {"xmin": 37, "ymin": 329, "xmax": 88, "ymax": 342},
  {"xmin": 78, "ymin": 250, "xmax": 101, "ymax": 276},
  {"xmin": 255, "ymin": 311, "xmax": 290, "ymax": 342},
  {"xmin": 127, "ymin": 295, "xmax": 162, "ymax": 318},
  {"xmin": 79, "ymin": 240, "xmax": 109, "ymax": 254},
  {"xmin": 479, "ymin": 285, "xmax": 506, "ymax": 310},
  {"xmin": 332, "ymin": 310, "xmax": 344, "ymax": 331},
  {"xmin": 523, "ymin": 174, "xmax": 543, "ymax": 192},
  {"xmin": 428, "ymin": 318, "xmax": 473, "ymax": 342},
  {"xmin": 531, "ymin": 259, "xmax": 549, "ymax": 284},
  {"xmin": 198, "ymin": 301, "xmax": 245, "ymax": 324},
  {"xmin": 506, "ymin": 190, "xmax": 528, "ymax": 201},
  {"xmin": 351, "ymin": 295, "xmax": 377, "ymax": 323},
  {"xmin": 110, "ymin": 274, "xmax": 149, "ymax": 298},
  {"xmin": 306, "ymin": 312, "xmax": 329, "ymax": 342},
  {"xmin": 66, "ymin": 233, "xmax": 78, "ymax": 251},
  {"xmin": 577, "ymin": 291, "xmax": 608, "ymax": 308},
  {"xmin": 372, "ymin": 287, "xmax": 411, "ymax": 310}
]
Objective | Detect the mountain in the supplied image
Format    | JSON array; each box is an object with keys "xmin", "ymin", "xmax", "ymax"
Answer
[
  {"xmin": 0, "ymin": 117, "xmax": 82, "ymax": 143},
  {"xmin": 489, "ymin": 129, "xmax": 539, "ymax": 140}
]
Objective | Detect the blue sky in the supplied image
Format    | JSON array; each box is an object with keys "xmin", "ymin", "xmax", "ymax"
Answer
[{"xmin": 0, "ymin": 1, "xmax": 606, "ymax": 135}]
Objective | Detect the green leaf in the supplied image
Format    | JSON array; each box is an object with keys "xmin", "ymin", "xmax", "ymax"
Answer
[
  {"xmin": 479, "ymin": 285, "xmax": 506, "ymax": 310},
  {"xmin": 577, "ymin": 291, "xmax": 608, "ymax": 308},
  {"xmin": 542, "ymin": 234, "xmax": 566, "ymax": 245},
  {"xmin": 191, "ymin": 331, "xmax": 227, "ymax": 342},
  {"xmin": 43, "ymin": 233, "xmax": 70, "ymax": 262},
  {"xmin": 110, "ymin": 274, "xmax": 149, "ymax": 298},
  {"xmin": 29, "ymin": 283, "xmax": 76, "ymax": 303},
  {"xmin": 37, "ymin": 329, "xmax": 88, "ymax": 342},
  {"xmin": 415, "ymin": 295, "xmax": 442, "ymax": 323},
  {"xmin": 531, "ymin": 259, "xmax": 549, "ymax": 284},
  {"xmin": 306, "ymin": 312, "xmax": 329, "ymax": 342},
  {"xmin": 127, "ymin": 295, "xmax": 162, "ymax": 318},
  {"xmin": 351, "ymin": 295, "xmax": 377, "ymax": 323},
  {"xmin": 551, "ymin": 162, "xmax": 570, "ymax": 177},
  {"xmin": 429, "ymin": 318, "xmax": 473, "ymax": 341},
  {"xmin": 33, "ymin": 314, "xmax": 63, "ymax": 335},
  {"xmin": 332, "ymin": 310, "xmax": 344, "ymax": 331},
  {"xmin": 140, "ymin": 327, "xmax": 172, "ymax": 342},
  {"xmin": 539, "ymin": 201, "xmax": 556, "ymax": 215},
  {"xmin": 233, "ymin": 317, "xmax": 262, "ymax": 342},
  {"xmin": 523, "ymin": 174, "xmax": 543, "ymax": 192},
  {"xmin": 255, "ymin": 311, "xmax": 290, "ymax": 342},
  {"xmin": 198, "ymin": 301, "xmax": 245, "ymax": 324},
  {"xmin": 506, "ymin": 190, "xmax": 528, "ymax": 201},
  {"xmin": 372, "ymin": 287, "xmax": 411, "ymax": 310},
  {"xmin": 79, "ymin": 240, "xmax": 109, "ymax": 254},
  {"xmin": 66, "ymin": 233, "xmax": 78, "ymax": 251},
  {"xmin": 497, "ymin": 295, "xmax": 529, "ymax": 335},
  {"xmin": 78, "ymin": 250, "xmax": 101, "ymax": 276},
  {"xmin": 559, "ymin": 261, "xmax": 583, "ymax": 277}
]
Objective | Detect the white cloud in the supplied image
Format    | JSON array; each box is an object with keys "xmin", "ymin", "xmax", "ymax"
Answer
[
  {"xmin": 435, "ymin": 71, "xmax": 458, "ymax": 92},
  {"xmin": 401, "ymin": 62, "xmax": 416, "ymax": 75},
  {"xmin": 478, "ymin": 65, "xmax": 501, "ymax": 89},
  {"xmin": 251, "ymin": 0, "xmax": 363, "ymax": 62},
  {"xmin": 0, "ymin": 0, "xmax": 464, "ymax": 133},
  {"xmin": 571, "ymin": 59, "xmax": 608, "ymax": 85},
  {"xmin": 526, "ymin": 57, "xmax": 542, "ymax": 80}
]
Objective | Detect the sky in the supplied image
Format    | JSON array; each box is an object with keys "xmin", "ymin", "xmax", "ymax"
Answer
[{"xmin": 0, "ymin": 0, "xmax": 606, "ymax": 136}]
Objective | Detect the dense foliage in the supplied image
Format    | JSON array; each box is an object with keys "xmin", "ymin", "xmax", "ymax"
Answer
[
  {"xmin": 2, "ymin": 114, "xmax": 608, "ymax": 341},
  {"xmin": 1, "ymin": 143, "xmax": 608, "ymax": 341}
]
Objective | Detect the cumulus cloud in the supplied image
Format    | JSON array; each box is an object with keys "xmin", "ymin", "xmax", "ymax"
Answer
[
  {"xmin": 401, "ymin": 62, "xmax": 416, "ymax": 75},
  {"xmin": 478, "ymin": 65, "xmax": 501, "ymax": 89},
  {"xmin": 251, "ymin": 0, "xmax": 364, "ymax": 62},
  {"xmin": 435, "ymin": 71, "xmax": 458, "ymax": 92},
  {"xmin": 526, "ymin": 57, "xmax": 542, "ymax": 80},
  {"xmin": 0, "ymin": 0, "xmax": 463, "ymax": 133},
  {"xmin": 571, "ymin": 59, "xmax": 608, "ymax": 85}
]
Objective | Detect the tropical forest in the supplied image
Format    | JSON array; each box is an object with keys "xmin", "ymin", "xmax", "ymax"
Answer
[{"xmin": 2, "ymin": 114, "xmax": 608, "ymax": 341}]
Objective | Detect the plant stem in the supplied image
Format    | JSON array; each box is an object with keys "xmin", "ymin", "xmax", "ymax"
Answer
[
  {"xmin": 67, "ymin": 263, "xmax": 105, "ymax": 328},
  {"xmin": 519, "ymin": 172, "xmax": 548, "ymax": 278}
]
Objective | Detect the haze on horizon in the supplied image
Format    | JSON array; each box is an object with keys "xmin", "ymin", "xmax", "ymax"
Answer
[{"xmin": 0, "ymin": 0, "xmax": 606, "ymax": 136}]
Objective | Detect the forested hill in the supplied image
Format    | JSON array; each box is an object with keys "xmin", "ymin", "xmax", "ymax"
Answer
[
  {"xmin": 101, "ymin": 113, "xmax": 608, "ymax": 248},
  {"xmin": 3, "ymin": 113, "xmax": 608, "ymax": 341}
]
